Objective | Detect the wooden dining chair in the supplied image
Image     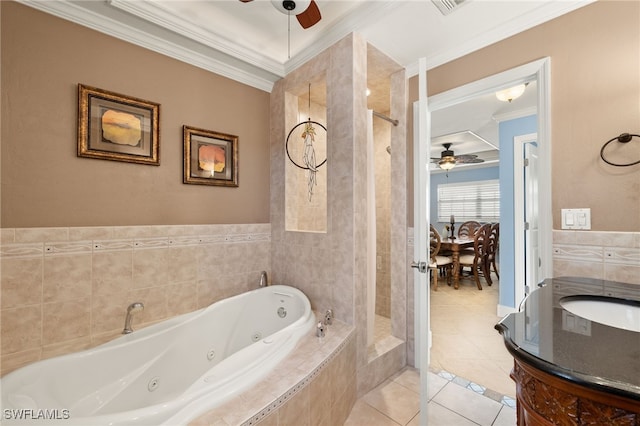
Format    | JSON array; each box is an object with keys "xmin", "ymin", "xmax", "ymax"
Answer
[
  {"xmin": 457, "ymin": 220, "xmax": 481, "ymax": 239},
  {"xmin": 429, "ymin": 225, "xmax": 453, "ymax": 291},
  {"xmin": 485, "ymin": 222, "xmax": 500, "ymax": 282},
  {"xmin": 458, "ymin": 223, "xmax": 491, "ymax": 290},
  {"xmin": 457, "ymin": 220, "xmax": 481, "ymax": 256}
]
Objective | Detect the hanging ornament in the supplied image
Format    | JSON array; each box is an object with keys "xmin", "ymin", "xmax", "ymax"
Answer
[{"xmin": 301, "ymin": 121, "xmax": 317, "ymax": 200}]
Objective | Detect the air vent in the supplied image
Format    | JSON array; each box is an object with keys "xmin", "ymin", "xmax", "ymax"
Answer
[{"xmin": 431, "ymin": 0, "xmax": 468, "ymax": 16}]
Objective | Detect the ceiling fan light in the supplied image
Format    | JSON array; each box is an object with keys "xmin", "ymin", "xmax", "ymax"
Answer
[
  {"xmin": 439, "ymin": 157, "xmax": 456, "ymax": 170},
  {"xmin": 495, "ymin": 84, "xmax": 526, "ymax": 103},
  {"xmin": 271, "ymin": 0, "xmax": 311, "ymax": 15}
]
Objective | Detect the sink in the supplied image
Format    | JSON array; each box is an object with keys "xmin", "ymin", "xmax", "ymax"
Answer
[{"xmin": 560, "ymin": 296, "xmax": 640, "ymax": 332}]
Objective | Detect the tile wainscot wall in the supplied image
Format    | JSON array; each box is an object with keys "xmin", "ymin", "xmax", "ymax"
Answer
[
  {"xmin": 553, "ymin": 230, "xmax": 640, "ymax": 284},
  {"xmin": 0, "ymin": 224, "xmax": 271, "ymax": 375}
]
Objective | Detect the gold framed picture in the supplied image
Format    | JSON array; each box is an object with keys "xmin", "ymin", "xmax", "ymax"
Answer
[
  {"xmin": 77, "ymin": 84, "xmax": 160, "ymax": 165},
  {"xmin": 183, "ymin": 125, "xmax": 238, "ymax": 187}
]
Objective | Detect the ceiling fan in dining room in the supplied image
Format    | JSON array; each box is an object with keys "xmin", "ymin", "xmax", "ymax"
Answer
[
  {"xmin": 432, "ymin": 143, "xmax": 484, "ymax": 170},
  {"xmin": 239, "ymin": 0, "xmax": 322, "ymax": 29}
]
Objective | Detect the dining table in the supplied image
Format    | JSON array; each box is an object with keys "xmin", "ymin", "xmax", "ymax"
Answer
[{"xmin": 439, "ymin": 237, "xmax": 474, "ymax": 289}]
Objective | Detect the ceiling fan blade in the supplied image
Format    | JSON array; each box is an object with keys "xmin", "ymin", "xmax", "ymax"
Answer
[
  {"xmin": 296, "ymin": 0, "xmax": 321, "ymax": 29},
  {"xmin": 456, "ymin": 156, "xmax": 485, "ymax": 164},
  {"xmin": 454, "ymin": 154, "xmax": 479, "ymax": 161}
]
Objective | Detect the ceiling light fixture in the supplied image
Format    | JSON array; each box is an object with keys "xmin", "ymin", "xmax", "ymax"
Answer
[
  {"xmin": 495, "ymin": 84, "xmax": 526, "ymax": 103},
  {"xmin": 438, "ymin": 157, "xmax": 456, "ymax": 170}
]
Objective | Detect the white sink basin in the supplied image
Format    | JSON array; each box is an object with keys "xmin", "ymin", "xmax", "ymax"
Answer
[{"xmin": 560, "ymin": 296, "xmax": 640, "ymax": 332}]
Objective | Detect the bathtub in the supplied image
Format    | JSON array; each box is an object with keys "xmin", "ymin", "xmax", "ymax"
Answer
[{"xmin": 0, "ymin": 285, "xmax": 315, "ymax": 425}]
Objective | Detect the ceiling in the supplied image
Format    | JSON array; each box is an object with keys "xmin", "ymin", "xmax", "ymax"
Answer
[{"xmin": 22, "ymin": 0, "xmax": 591, "ymax": 164}]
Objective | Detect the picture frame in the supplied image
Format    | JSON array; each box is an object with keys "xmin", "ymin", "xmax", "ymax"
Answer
[
  {"xmin": 183, "ymin": 125, "xmax": 238, "ymax": 187},
  {"xmin": 77, "ymin": 84, "xmax": 160, "ymax": 165}
]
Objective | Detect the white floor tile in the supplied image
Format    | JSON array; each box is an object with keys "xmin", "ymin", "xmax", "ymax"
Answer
[
  {"xmin": 431, "ymin": 382, "xmax": 503, "ymax": 426},
  {"xmin": 492, "ymin": 405, "xmax": 517, "ymax": 426}
]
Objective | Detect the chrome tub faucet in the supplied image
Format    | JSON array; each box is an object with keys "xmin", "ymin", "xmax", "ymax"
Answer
[
  {"xmin": 259, "ymin": 271, "xmax": 269, "ymax": 287},
  {"xmin": 122, "ymin": 302, "xmax": 144, "ymax": 334}
]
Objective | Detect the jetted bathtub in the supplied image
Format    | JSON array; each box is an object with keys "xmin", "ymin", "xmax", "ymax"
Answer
[{"xmin": 1, "ymin": 285, "xmax": 315, "ymax": 425}]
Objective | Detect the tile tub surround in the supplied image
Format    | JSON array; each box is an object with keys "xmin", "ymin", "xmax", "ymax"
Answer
[
  {"xmin": 0, "ymin": 224, "xmax": 271, "ymax": 375},
  {"xmin": 189, "ymin": 318, "xmax": 356, "ymax": 426},
  {"xmin": 553, "ymin": 230, "xmax": 640, "ymax": 285}
]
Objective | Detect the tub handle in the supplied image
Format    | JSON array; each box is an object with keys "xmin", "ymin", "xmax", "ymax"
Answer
[{"xmin": 324, "ymin": 309, "xmax": 333, "ymax": 326}]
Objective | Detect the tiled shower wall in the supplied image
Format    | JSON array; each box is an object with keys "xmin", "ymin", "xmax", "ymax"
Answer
[
  {"xmin": 0, "ymin": 223, "xmax": 271, "ymax": 376},
  {"xmin": 374, "ymin": 118, "xmax": 392, "ymax": 318}
]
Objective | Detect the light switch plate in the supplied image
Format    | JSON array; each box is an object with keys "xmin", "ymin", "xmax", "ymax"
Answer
[{"xmin": 561, "ymin": 208, "xmax": 591, "ymax": 230}]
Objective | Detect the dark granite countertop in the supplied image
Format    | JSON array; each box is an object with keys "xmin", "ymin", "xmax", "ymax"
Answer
[{"xmin": 495, "ymin": 276, "xmax": 640, "ymax": 401}]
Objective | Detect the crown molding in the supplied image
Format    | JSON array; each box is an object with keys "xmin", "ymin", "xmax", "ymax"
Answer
[
  {"xmin": 18, "ymin": 0, "xmax": 593, "ymax": 92},
  {"xmin": 492, "ymin": 106, "xmax": 537, "ymax": 123},
  {"xmin": 17, "ymin": 0, "xmax": 278, "ymax": 92},
  {"xmin": 109, "ymin": 0, "xmax": 285, "ymax": 78}
]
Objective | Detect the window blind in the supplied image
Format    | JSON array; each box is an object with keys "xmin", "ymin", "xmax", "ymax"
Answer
[{"xmin": 437, "ymin": 180, "xmax": 500, "ymax": 222}]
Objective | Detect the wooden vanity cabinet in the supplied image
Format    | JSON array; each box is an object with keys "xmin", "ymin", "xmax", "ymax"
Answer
[{"xmin": 511, "ymin": 358, "xmax": 640, "ymax": 426}]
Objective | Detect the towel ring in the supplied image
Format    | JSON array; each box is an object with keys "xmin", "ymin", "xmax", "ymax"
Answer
[{"xmin": 599, "ymin": 133, "xmax": 640, "ymax": 167}]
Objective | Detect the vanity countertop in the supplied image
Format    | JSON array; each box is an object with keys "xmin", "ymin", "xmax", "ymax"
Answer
[{"xmin": 495, "ymin": 276, "xmax": 640, "ymax": 401}]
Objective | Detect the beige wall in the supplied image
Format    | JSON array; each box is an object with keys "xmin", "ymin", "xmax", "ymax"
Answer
[
  {"xmin": 1, "ymin": 2, "xmax": 271, "ymax": 228},
  {"xmin": 408, "ymin": 0, "xmax": 640, "ymax": 232}
]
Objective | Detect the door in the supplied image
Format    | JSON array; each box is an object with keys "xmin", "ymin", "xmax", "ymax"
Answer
[
  {"xmin": 413, "ymin": 59, "xmax": 430, "ymax": 425},
  {"xmin": 514, "ymin": 133, "xmax": 539, "ymax": 307},
  {"xmin": 524, "ymin": 141, "xmax": 540, "ymax": 292}
]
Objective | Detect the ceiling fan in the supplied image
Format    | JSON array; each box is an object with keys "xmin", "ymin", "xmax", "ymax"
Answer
[
  {"xmin": 239, "ymin": 0, "xmax": 322, "ymax": 29},
  {"xmin": 432, "ymin": 143, "xmax": 484, "ymax": 170}
]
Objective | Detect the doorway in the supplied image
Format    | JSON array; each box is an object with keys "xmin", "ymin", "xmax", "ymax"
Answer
[{"xmin": 414, "ymin": 58, "xmax": 553, "ymax": 424}]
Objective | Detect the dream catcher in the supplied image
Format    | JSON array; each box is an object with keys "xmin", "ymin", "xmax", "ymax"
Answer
[{"xmin": 285, "ymin": 84, "xmax": 327, "ymax": 201}]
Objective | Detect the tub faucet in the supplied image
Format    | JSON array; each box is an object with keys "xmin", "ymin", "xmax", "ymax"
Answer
[
  {"xmin": 259, "ymin": 271, "xmax": 269, "ymax": 287},
  {"xmin": 122, "ymin": 302, "xmax": 144, "ymax": 334}
]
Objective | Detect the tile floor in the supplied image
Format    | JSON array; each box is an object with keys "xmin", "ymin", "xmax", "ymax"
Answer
[
  {"xmin": 346, "ymin": 274, "xmax": 517, "ymax": 425},
  {"xmin": 345, "ymin": 367, "xmax": 515, "ymax": 426},
  {"xmin": 429, "ymin": 277, "xmax": 516, "ymax": 399}
]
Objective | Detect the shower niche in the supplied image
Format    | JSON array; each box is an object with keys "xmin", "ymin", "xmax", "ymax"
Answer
[{"xmin": 284, "ymin": 76, "xmax": 327, "ymax": 233}]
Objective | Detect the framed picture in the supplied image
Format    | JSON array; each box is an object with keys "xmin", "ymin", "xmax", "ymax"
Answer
[
  {"xmin": 77, "ymin": 84, "xmax": 160, "ymax": 165},
  {"xmin": 183, "ymin": 125, "xmax": 238, "ymax": 187}
]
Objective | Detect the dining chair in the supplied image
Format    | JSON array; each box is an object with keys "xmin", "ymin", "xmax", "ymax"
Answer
[
  {"xmin": 429, "ymin": 225, "xmax": 453, "ymax": 291},
  {"xmin": 457, "ymin": 220, "xmax": 481, "ymax": 256},
  {"xmin": 458, "ymin": 223, "xmax": 491, "ymax": 290},
  {"xmin": 485, "ymin": 222, "xmax": 500, "ymax": 282},
  {"xmin": 457, "ymin": 220, "xmax": 481, "ymax": 239}
]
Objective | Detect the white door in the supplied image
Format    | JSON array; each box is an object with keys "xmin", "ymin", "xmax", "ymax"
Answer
[
  {"xmin": 514, "ymin": 133, "xmax": 539, "ymax": 307},
  {"xmin": 524, "ymin": 141, "xmax": 540, "ymax": 291},
  {"xmin": 413, "ymin": 59, "xmax": 430, "ymax": 425}
]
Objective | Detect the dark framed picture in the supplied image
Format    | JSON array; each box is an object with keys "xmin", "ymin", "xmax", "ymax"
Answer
[
  {"xmin": 77, "ymin": 84, "xmax": 160, "ymax": 165},
  {"xmin": 183, "ymin": 125, "xmax": 238, "ymax": 187}
]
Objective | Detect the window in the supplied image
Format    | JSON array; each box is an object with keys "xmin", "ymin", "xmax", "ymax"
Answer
[{"xmin": 437, "ymin": 180, "xmax": 500, "ymax": 222}]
